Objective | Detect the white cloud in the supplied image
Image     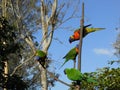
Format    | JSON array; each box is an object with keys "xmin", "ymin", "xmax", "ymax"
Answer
[{"xmin": 93, "ymin": 48, "xmax": 114, "ymax": 56}]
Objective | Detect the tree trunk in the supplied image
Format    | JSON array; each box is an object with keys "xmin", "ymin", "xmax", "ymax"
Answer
[
  {"xmin": 4, "ymin": 61, "xmax": 8, "ymax": 90},
  {"xmin": 2, "ymin": 0, "xmax": 7, "ymax": 17},
  {"xmin": 77, "ymin": 2, "xmax": 84, "ymax": 90},
  {"xmin": 40, "ymin": 0, "xmax": 57, "ymax": 90},
  {"xmin": 2, "ymin": 0, "xmax": 8, "ymax": 90}
]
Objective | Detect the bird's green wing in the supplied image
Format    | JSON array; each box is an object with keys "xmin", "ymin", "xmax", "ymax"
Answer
[
  {"xmin": 63, "ymin": 47, "xmax": 78, "ymax": 60},
  {"xmin": 85, "ymin": 28, "xmax": 105, "ymax": 33},
  {"xmin": 74, "ymin": 24, "xmax": 92, "ymax": 33},
  {"xmin": 59, "ymin": 48, "xmax": 78, "ymax": 68},
  {"xmin": 36, "ymin": 50, "xmax": 46, "ymax": 57},
  {"xmin": 65, "ymin": 68, "xmax": 83, "ymax": 81}
]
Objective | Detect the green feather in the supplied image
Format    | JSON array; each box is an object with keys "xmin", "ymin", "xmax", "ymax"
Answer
[
  {"xmin": 85, "ymin": 27, "xmax": 105, "ymax": 33},
  {"xmin": 36, "ymin": 50, "xmax": 47, "ymax": 68},
  {"xmin": 74, "ymin": 27, "xmax": 105, "ymax": 38},
  {"xmin": 36, "ymin": 50, "xmax": 46, "ymax": 58},
  {"xmin": 60, "ymin": 48, "xmax": 78, "ymax": 68},
  {"xmin": 65, "ymin": 68, "xmax": 83, "ymax": 81}
]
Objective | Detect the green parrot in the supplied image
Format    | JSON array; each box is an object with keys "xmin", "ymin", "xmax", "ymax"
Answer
[
  {"xmin": 59, "ymin": 45, "xmax": 79, "ymax": 68},
  {"xmin": 34, "ymin": 50, "xmax": 47, "ymax": 68},
  {"xmin": 69, "ymin": 26, "xmax": 105, "ymax": 43},
  {"xmin": 64, "ymin": 68, "xmax": 83, "ymax": 81},
  {"xmin": 64, "ymin": 68, "xmax": 97, "ymax": 83},
  {"xmin": 36, "ymin": 50, "xmax": 46, "ymax": 58}
]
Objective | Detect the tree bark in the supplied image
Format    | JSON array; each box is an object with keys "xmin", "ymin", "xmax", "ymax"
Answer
[
  {"xmin": 4, "ymin": 61, "xmax": 8, "ymax": 90},
  {"xmin": 77, "ymin": 2, "xmax": 84, "ymax": 90},
  {"xmin": 2, "ymin": 0, "xmax": 8, "ymax": 90},
  {"xmin": 40, "ymin": 0, "xmax": 57, "ymax": 90},
  {"xmin": 2, "ymin": 0, "xmax": 7, "ymax": 17}
]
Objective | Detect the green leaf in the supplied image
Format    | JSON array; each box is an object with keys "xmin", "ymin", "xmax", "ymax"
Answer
[{"xmin": 86, "ymin": 77, "xmax": 97, "ymax": 83}]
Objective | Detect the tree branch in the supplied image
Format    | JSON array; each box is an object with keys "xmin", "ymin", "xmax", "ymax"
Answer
[
  {"xmin": 45, "ymin": 69, "xmax": 72, "ymax": 87},
  {"xmin": 55, "ymin": 78, "xmax": 72, "ymax": 87},
  {"xmin": 47, "ymin": 0, "xmax": 57, "ymax": 25},
  {"xmin": 46, "ymin": 0, "xmax": 57, "ymax": 49},
  {"xmin": 78, "ymin": 2, "xmax": 84, "ymax": 71},
  {"xmin": 10, "ymin": 54, "xmax": 35, "ymax": 76}
]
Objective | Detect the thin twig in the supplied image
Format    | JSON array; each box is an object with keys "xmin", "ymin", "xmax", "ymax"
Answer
[
  {"xmin": 10, "ymin": 54, "xmax": 35, "ymax": 76},
  {"xmin": 55, "ymin": 78, "xmax": 72, "ymax": 87},
  {"xmin": 74, "ymin": 59, "xmax": 76, "ymax": 68},
  {"xmin": 42, "ymin": 68, "xmax": 72, "ymax": 87}
]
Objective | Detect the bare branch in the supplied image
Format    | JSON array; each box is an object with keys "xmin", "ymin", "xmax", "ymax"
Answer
[
  {"xmin": 10, "ymin": 54, "xmax": 35, "ymax": 76},
  {"xmin": 47, "ymin": 0, "xmax": 57, "ymax": 25},
  {"xmin": 55, "ymin": 78, "xmax": 72, "ymax": 87},
  {"xmin": 40, "ymin": 68, "xmax": 72, "ymax": 87}
]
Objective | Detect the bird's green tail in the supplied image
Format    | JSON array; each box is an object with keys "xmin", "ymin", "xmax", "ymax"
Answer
[
  {"xmin": 59, "ymin": 60, "xmax": 67, "ymax": 69},
  {"xmin": 86, "ymin": 28, "xmax": 105, "ymax": 33}
]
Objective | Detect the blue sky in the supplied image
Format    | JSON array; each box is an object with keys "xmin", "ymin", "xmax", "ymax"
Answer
[{"xmin": 37, "ymin": 0, "xmax": 120, "ymax": 90}]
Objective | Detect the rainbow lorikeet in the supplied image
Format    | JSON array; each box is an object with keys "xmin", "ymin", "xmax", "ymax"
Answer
[
  {"xmin": 69, "ymin": 25, "xmax": 105, "ymax": 43},
  {"xmin": 59, "ymin": 45, "xmax": 79, "ymax": 68},
  {"xmin": 34, "ymin": 50, "xmax": 47, "ymax": 68}
]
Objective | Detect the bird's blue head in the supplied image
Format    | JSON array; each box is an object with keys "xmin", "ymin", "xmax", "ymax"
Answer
[
  {"xmin": 34, "ymin": 56, "xmax": 41, "ymax": 61},
  {"xmin": 69, "ymin": 36, "xmax": 75, "ymax": 43},
  {"xmin": 76, "ymin": 44, "xmax": 79, "ymax": 48},
  {"xmin": 75, "ymin": 44, "xmax": 79, "ymax": 53}
]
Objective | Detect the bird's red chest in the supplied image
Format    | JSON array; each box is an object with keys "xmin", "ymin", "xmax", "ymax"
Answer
[
  {"xmin": 73, "ymin": 31, "xmax": 80, "ymax": 40},
  {"xmin": 75, "ymin": 48, "xmax": 79, "ymax": 53}
]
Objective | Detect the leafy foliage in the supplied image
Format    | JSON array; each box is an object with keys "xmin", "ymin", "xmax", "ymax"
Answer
[
  {"xmin": 65, "ymin": 64, "xmax": 120, "ymax": 90},
  {"xmin": 81, "ymin": 67, "xmax": 120, "ymax": 90},
  {"xmin": 0, "ymin": 17, "xmax": 19, "ymax": 58},
  {"xmin": 96, "ymin": 67, "xmax": 120, "ymax": 90},
  {"xmin": 112, "ymin": 30, "xmax": 120, "ymax": 65},
  {"xmin": 0, "ymin": 17, "xmax": 28, "ymax": 90},
  {"xmin": 4, "ymin": 74, "xmax": 28, "ymax": 90},
  {"xmin": 0, "ymin": 0, "xmax": 119, "ymax": 90}
]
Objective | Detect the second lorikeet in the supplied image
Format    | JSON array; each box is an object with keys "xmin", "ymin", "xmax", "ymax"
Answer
[
  {"xmin": 59, "ymin": 45, "xmax": 79, "ymax": 68},
  {"xmin": 64, "ymin": 68, "xmax": 97, "ymax": 84},
  {"xmin": 69, "ymin": 25, "xmax": 105, "ymax": 43},
  {"xmin": 64, "ymin": 68, "xmax": 97, "ymax": 83},
  {"xmin": 64, "ymin": 68, "xmax": 83, "ymax": 81},
  {"xmin": 34, "ymin": 50, "xmax": 47, "ymax": 68}
]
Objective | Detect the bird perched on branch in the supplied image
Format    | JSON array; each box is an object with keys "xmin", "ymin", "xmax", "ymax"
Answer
[
  {"xmin": 34, "ymin": 50, "xmax": 47, "ymax": 68},
  {"xmin": 69, "ymin": 24, "xmax": 105, "ymax": 43},
  {"xmin": 59, "ymin": 45, "xmax": 79, "ymax": 68},
  {"xmin": 64, "ymin": 68, "xmax": 97, "ymax": 84},
  {"xmin": 64, "ymin": 68, "xmax": 83, "ymax": 81}
]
